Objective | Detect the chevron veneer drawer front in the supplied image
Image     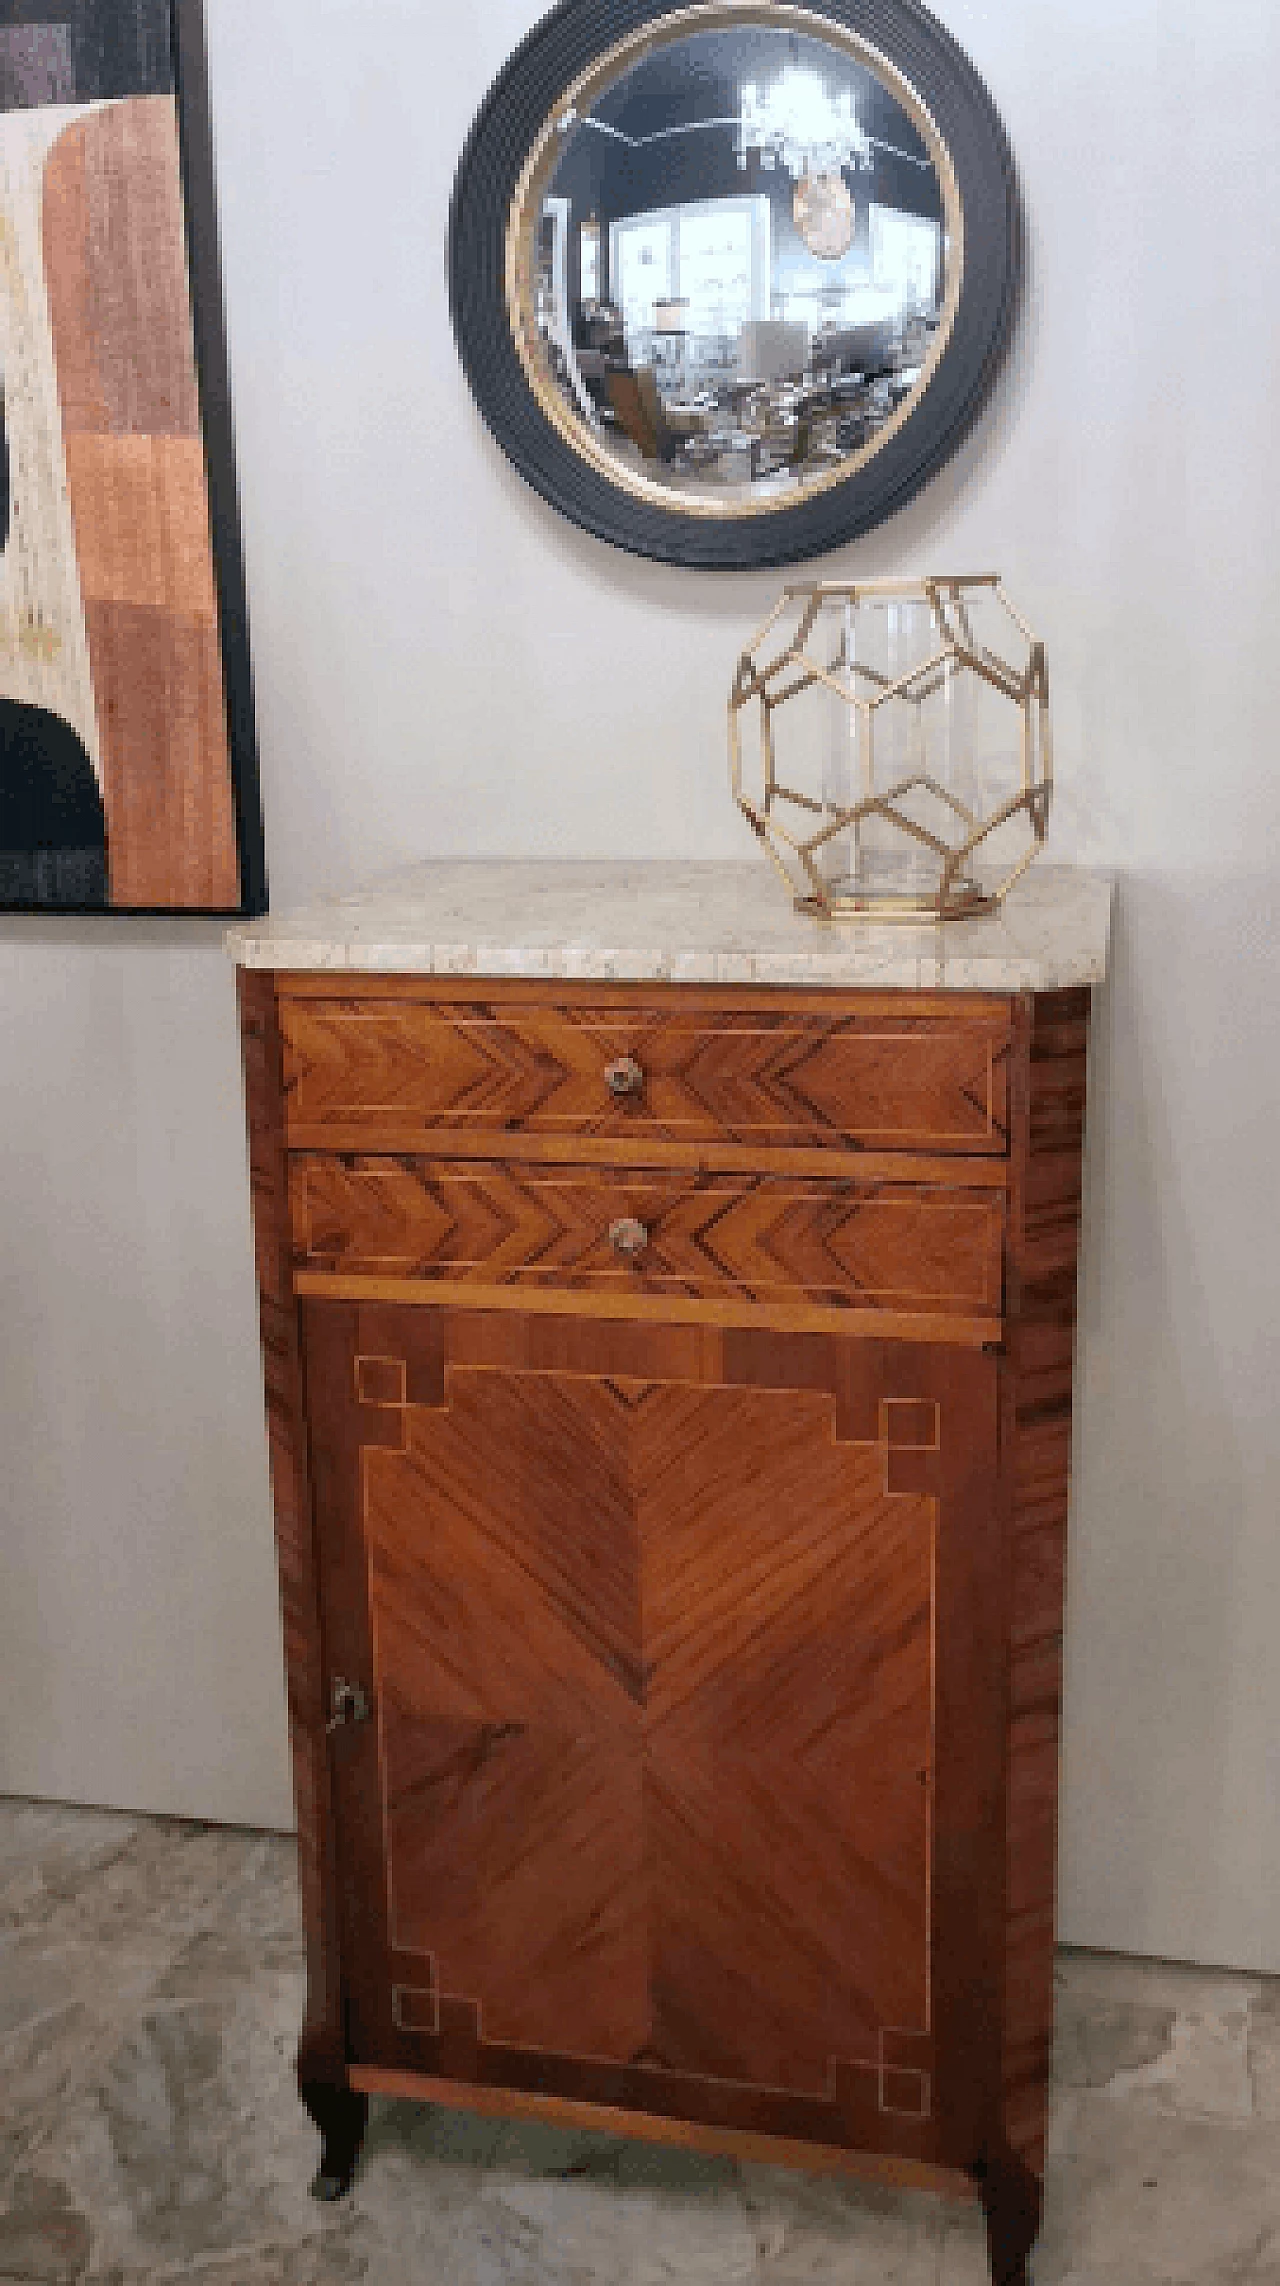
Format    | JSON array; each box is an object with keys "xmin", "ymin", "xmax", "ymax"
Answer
[
  {"xmin": 277, "ymin": 991, "xmax": 1013, "ymax": 1158},
  {"xmin": 289, "ymin": 1156, "xmax": 1006, "ymax": 1331}
]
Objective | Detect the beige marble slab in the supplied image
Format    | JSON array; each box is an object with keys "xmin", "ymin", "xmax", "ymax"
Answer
[{"xmin": 227, "ymin": 860, "xmax": 1112, "ymax": 993}]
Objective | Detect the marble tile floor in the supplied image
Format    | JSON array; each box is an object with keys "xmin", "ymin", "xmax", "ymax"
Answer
[{"xmin": 2, "ymin": 1797, "xmax": 1279, "ymax": 2286}]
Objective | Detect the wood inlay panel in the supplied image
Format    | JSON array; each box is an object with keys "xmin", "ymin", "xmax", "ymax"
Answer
[
  {"xmin": 302, "ymin": 1300, "xmax": 1005, "ymax": 2168},
  {"xmin": 371, "ymin": 1366, "xmax": 931, "ymax": 2096},
  {"xmin": 290, "ymin": 1158, "xmax": 1005, "ymax": 1321},
  {"xmin": 369, "ymin": 1364, "xmax": 648, "ymax": 2064},
  {"xmin": 279, "ymin": 996, "xmax": 1012, "ymax": 1156}
]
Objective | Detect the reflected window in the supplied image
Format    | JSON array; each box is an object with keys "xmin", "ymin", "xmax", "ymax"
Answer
[
  {"xmin": 613, "ymin": 194, "xmax": 770, "ymax": 385},
  {"xmin": 870, "ymin": 204, "xmax": 941, "ymax": 308}
]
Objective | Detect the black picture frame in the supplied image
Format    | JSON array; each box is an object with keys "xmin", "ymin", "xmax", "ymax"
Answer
[
  {"xmin": 0, "ymin": 0, "xmax": 266, "ymax": 917},
  {"xmin": 448, "ymin": 0, "xmax": 1021, "ymax": 571},
  {"xmin": 173, "ymin": 0, "xmax": 267, "ymax": 918}
]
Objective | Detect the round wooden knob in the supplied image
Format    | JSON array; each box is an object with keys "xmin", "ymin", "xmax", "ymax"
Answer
[
  {"xmin": 605, "ymin": 1056, "xmax": 645, "ymax": 1099},
  {"xmin": 609, "ymin": 1217, "xmax": 650, "ymax": 1260}
]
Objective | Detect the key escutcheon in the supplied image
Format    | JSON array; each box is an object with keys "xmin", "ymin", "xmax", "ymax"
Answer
[{"xmin": 327, "ymin": 1679, "xmax": 372, "ymax": 1736}]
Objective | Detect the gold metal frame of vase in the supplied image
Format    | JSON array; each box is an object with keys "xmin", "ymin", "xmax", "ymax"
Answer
[
  {"xmin": 728, "ymin": 575, "xmax": 1053, "ymax": 921},
  {"xmin": 505, "ymin": 2, "xmax": 965, "ymax": 523}
]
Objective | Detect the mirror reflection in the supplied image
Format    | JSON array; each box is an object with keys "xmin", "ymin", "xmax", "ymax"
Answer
[{"xmin": 521, "ymin": 22, "xmax": 954, "ymax": 507}]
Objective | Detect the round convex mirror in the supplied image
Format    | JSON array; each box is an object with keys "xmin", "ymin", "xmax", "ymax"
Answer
[
  {"xmin": 450, "ymin": 2, "xmax": 1019, "ymax": 567},
  {"xmin": 512, "ymin": 17, "xmax": 957, "ymax": 515}
]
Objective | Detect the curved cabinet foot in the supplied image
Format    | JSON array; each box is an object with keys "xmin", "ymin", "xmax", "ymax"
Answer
[
  {"xmin": 300, "ymin": 2074, "xmax": 369, "ymax": 2202},
  {"xmin": 969, "ymin": 2142, "xmax": 1042, "ymax": 2286}
]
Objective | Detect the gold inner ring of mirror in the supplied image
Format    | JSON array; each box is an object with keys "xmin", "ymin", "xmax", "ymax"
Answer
[{"xmin": 506, "ymin": 1, "xmax": 965, "ymax": 521}]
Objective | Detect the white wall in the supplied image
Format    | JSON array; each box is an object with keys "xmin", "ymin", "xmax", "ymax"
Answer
[{"xmin": 1, "ymin": 0, "xmax": 1278, "ymax": 1966}]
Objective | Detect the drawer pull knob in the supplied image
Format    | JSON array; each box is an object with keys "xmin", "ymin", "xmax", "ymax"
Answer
[
  {"xmin": 609, "ymin": 1217, "xmax": 650, "ymax": 1260},
  {"xmin": 605, "ymin": 1056, "xmax": 645, "ymax": 1099}
]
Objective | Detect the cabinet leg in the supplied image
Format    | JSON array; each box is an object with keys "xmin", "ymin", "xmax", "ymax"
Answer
[
  {"xmin": 969, "ymin": 2142, "xmax": 1042, "ymax": 2286},
  {"xmin": 299, "ymin": 2071, "xmax": 368, "ymax": 2202}
]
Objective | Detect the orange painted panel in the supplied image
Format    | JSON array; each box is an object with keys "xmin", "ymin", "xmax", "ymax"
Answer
[
  {"xmin": 82, "ymin": 601, "xmax": 238, "ymax": 908},
  {"xmin": 61, "ymin": 435, "xmax": 218, "ymax": 617},
  {"xmin": 42, "ymin": 98, "xmax": 201, "ymax": 439},
  {"xmin": 42, "ymin": 95, "xmax": 238, "ymax": 906}
]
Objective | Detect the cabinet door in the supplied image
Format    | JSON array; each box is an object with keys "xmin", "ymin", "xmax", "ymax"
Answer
[{"xmin": 303, "ymin": 1300, "xmax": 1006, "ymax": 2171}]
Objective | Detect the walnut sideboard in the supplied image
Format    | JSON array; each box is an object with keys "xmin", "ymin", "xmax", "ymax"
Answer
[{"xmin": 231, "ymin": 861, "xmax": 1112, "ymax": 2286}]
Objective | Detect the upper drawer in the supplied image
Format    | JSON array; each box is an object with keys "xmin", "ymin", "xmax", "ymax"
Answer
[{"xmin": 278, "ymin": 993, "xmax": 1013, "ymax": 1157}]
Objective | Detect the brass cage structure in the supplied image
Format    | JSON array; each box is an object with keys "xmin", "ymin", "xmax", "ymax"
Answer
[{"xmin": 729, "ymin": 576, "xmax": 1052, "ymax": 920}]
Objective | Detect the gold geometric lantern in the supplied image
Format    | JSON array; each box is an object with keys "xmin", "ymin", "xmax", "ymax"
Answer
[{"xmin": 730, "ymin": 576, "xmax": 1052, "ymax": 920}]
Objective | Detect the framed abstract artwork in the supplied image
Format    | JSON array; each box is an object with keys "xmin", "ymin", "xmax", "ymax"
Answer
[{"xmin": 0, "ymin": 0, "xmax": 266, "ymax": 914}]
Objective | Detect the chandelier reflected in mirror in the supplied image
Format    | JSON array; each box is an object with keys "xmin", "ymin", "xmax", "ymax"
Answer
[
  {"xmin": 738, "ymin": 65, "xmax": 886, "ymax": 261},
  {"xmin": 736, "ymin": 68, "xmax": 874, "ymax": 181}
]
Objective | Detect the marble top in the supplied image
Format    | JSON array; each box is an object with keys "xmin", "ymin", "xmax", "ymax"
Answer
[{"xmin": 227, "ymin": 861, "xmax": 1112, "ymax": 992}]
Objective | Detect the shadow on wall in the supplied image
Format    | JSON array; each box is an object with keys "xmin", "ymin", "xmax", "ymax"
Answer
[{"xmin": 1061, "ymin": 867, "xmax": 1280, "ymax": 1965}]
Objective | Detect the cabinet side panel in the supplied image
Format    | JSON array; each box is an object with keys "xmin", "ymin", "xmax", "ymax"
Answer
[
  {"xmin": 1002, "ymin": 987, "xmax": 1091, "ymax": 2177},
  {"xmin": 237, "ymin": 968, "xmax": 344, "ymax": 2073}
]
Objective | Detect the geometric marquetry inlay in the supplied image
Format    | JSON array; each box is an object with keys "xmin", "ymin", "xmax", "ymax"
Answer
[
  {"xmin": 390, "ymin": 1984, "xmax": 440, "ymax": 2035},
  {"xmin": 354, "ymin": 1355, "xmax": 406, "ymax": 1408},
  {"xmin": 355, "ymin": 1358, "xmax": 936, "ymax": 2128},
  {"xmin": 882, "ymin": 2068, "xmax": 931, "ymax": 2119},
  {"xmin": 883, "ymin": 1398, "xmax": 941, "ymax": 1450}
]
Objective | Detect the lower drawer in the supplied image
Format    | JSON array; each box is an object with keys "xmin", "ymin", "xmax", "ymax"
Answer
[{"xmin": 289, "ymin": 1156, "xmax": 1005, "ymax": 1327}]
